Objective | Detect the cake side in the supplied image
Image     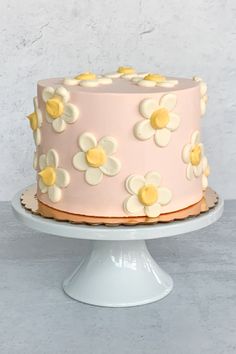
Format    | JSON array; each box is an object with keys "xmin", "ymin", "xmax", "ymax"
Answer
[{"xmin": 27, "ymin": 68, "xmax": 210, "ymax": 218}]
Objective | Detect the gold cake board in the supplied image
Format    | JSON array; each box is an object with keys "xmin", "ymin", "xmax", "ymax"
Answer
[{"xmin": 21, "ymin": 185, "xmax": 218, "ymax": 226}]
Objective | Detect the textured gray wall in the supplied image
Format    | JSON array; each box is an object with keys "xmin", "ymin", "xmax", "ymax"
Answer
[{"xmin": 0, "ymin": 0, "xmax": 235, "ymax": 200}]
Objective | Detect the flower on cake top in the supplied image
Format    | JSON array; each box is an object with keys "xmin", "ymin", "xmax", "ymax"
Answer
[
  {"xmin": 42, "ymin": 86, "xmax": 79, "ymax": 133},
  {"xmin": 33, "ymin": 151, "xmax": 38, "ymax": 170},
  {"xmin": 38, "ymin": 149, "xmax": 70, "ymax": 202},
  {"xmin": 134, "ymin": 94, "xmax": 180, "ymax": 147},
  {"xmin": 105, "ymin": 66, "xmax": 146, "ymax": 80},
  {"xmin": 193, "ymin": 76, "xmax": 208, "ymax": 116},
  {"xmin": 63, "ymin": 72, "xmax": 112, "ymax": 87},
  {"xmin": 73, "ymin": 133, "xmax": 121, "ymax": 185},
  {"xmin": 202, "ymin": 156, "xmax": 210, "ymax": 191},
  {"xmin": 133, "ymin": 73, "xmax": 178, "ymax": 88},
  {"xmin": 124, "ymin": 171, "xmax": 172, "ymax": 217},
  {"xmin": 27, "ymin": 97, "xmax": 42, "ymax": 146},
  {"xmin": 182, "ymin": 130, "xmax": 205, "ymax": 180}
]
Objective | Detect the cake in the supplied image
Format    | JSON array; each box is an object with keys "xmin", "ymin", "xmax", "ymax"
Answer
[{"xmin": 27, "ymin": 66, "xmax": 210, "ymax": 219}]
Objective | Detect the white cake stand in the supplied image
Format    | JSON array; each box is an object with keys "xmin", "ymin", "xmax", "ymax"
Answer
[{"xmin": 12, "ymin": 188, "xmax": 224, "ymax": 307}]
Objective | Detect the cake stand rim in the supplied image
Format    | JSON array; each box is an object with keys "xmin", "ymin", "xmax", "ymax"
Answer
[{"xmin": 11, "ymin": 186, "xmax": 224, "ymax": 241}]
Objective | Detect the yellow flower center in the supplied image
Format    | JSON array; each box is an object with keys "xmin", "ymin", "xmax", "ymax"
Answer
[
  {"xmin": 190, "ymin": 145, "xmax": 202, "ymax": 166},
  {"xmin": 117, "ymin": 66, "xmax": 135, "ymax": 74},
  {"xmin": 150, "ymin": 108, "xmax": 170, "ymax": 129},
  {"xmin": 138, "ymin": 185, "xmax": 158, "ymax": 206},
  {"xmin": 144, "ymin": 74, "xmax": 166, "ymax": 82},
  {"xmin": 86, "ymin": 146, "xmax": 107, "ymax": 168},
  {"xmin": 46, "ymin": 96, "xmax": 64, "ymax": 119},
  {"xmin": 74, "ymin": 72, "xmax": 97, "ymax": 80},
  {"xmin": 38, "ymin": 167, "xmax": 56, "ymax": 186},
  {"xmin": 27, "ymin": 112, "xmax": 38, "ymax": 131}
]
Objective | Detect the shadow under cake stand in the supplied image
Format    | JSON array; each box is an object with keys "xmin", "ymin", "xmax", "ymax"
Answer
[{"xmin": 12, "ymin": 186, "xmax": 224, "ymax": 307}]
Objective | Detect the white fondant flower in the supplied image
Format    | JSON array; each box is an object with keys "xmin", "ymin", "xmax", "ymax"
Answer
[
  {"xmin": 105, "ymin": 66, "xmax": 139, "ymax": 80},
  {"xmin": 182, "ymin": 130, "xmax": 205, "ymax": 180},
  {"xmin": 27, "ymin": 97, "xmax": 42, "ymax": 146},
  {"xmin": 124, "ymin": 172, "xmax": 172, "ymax": 217},
  {"xmin": 202, "ymin": 156, "xmax": 210, "ymax": 191},
  {"xmin": 134, "ymin": 94, "xmax": 180, "ymax": 147},
  {"xmin": 42, "ymin": 86, "xmax": 79, "ymax": 133},
  {"xmin": 72, "ymin": 133, "xmax": 121, "ymax": 185},
  {"xmin": 38, "ymin": 149, "xmax": 70, "ymax": 202},
  {"xmin": 193, "ymin": 76, "xmax": 208, "ymax": 116},
  {"xmin": 33, "ymin": 151, "xmax": 38, "ymax": 170},
  {"xmin": 134, "ymin": 74, "xmax": 178, "ymax": 88},
  {"xmin": 63, "ymin": 72, "xmax": 112, "ymax": 87}
]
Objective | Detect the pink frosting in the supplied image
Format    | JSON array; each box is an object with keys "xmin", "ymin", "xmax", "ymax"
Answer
[{"xmin": 36, "ymin": 77, "xmax": 202, "ymax": 217}]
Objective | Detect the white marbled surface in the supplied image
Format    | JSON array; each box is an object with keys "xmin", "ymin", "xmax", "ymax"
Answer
[{"xmin": 0, "ymin": 0, "xmax": 236, "ymax": 200}]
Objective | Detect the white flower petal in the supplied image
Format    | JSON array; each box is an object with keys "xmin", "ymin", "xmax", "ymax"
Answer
[
  {"xmin": 202, "ymin": 175, "xmax": 208, "ymax": 191},
  {"xmin": 158, "ymin": 187, "xmax": 172, "ymax": 205},
  {"xmin": 131, "ymin": 77, "xmax": 142, "ymax": 83},
  {"xmin": 42, "ymin": 87, "xmax": 55, "ymax": 102},
  {"xmin": 79, "ymin": 132, "xmax": 97, "ymax": 152},
  {"xmin": 139, "ymin": 98, "xmax": 158, "ymax": 119},
  {"xmin": 72, "ymin": 152, "xmax": 88, "ymax": 171},
  {"xmin": 63, "ymin": 78, "xmax": 79, "ymax": 86},
  {"xmin": 202, "ymin": 156, "xmax": 208, "ymax": 171},
  {"xmin": 186, "ymin": 164, "xmax": 194, "ymax": 180},
  {"xmin": 124, "ymin": 195, "xmax": 144, "ymax": 215},
  {"xmin": 100, "ymin": 156, "xmax": 121, "ymax": 176},
  {"xmin": 105, "ymin": 72, "xmax": 122, "ymax": 79},
  {"xmin": 98, "ymin": 77, "xmax": 112, "ymax": 85},
  {"xmin": 98, "ymin": 136, "xmax": 117, "ymax": 155},
  {"xmin": 122, "ymin": 73, "xmax": 136, "ymax": 80},
  {"xmin": 137, "ymin": 72, "xmax": 149, "ymax": 78},
  {"xmin": 138, "ymin": 80, "xmax": 156, "ymax": 87},
  {"xmin": 56, "ymin": 168, "xmax": 70, "ymax": 188},
  {"xmin": 145, "ymin": 171, "xmax": 161, "ymax": 187},
  {"xmin": 145, "ymin": 203, "xmax": 161, "ymax": 218},
  {"xmin": 46, "ymin": 149, "xmax": 59, "ymax": 168},
  {"xmin": 48, "ymin": 185, "xmax": 62, "ymax": 203},
  {"xmin": 55, "ymin": 86, "xmax": 70, "ymax": 103},
  {"xmin": 80, "ymin": 80, "xmax": 99, "ymax": 87},
  {"xmin": 85, "ymin": 167, "xmax": 103, "ymax": 185},
  {"xmin": 167, "ymin": 113, "xmax": 180, "ymax": 131},
  {"xmin": 193, "ymin": 162, "xmax": 203, "ymax": 177},
  {"xmin": 39, "ymin": 178, "xmax": 47, "ymax": 193},
  {"xmin": 126, "ymin": 175, "xmax": 145, "ymax": 195},
  {"xmin": 52, "ymin": 117, "xmax": 66, "ymax": 133},
  {"xmin": 62, "ymin": 103, "xmax": 79, "ymax": 123},
  {"xmin": 33, "ymin": 129, "xmax": 41, "ymax": 146},
  {"xmin": 134, "ymin": 119, "xmax": 155, "ymax": 140},
  {"xmin": 191, "ymin": 130, "xmax": 200, "ymax": 145},
  {"xmin": 36, "ymin": 108, "xmax": 43, "ymax": 127},
  {"xmin": 157, "ymin": 82, "xmax": 175, "ymax": 88},
  {"xmin": 193, "ymin": 76, "xmax": 202, "ymax": 82},
  {"xmin": 39, "ymin": 154, "xmax": 47, "ymax": 170},
  {"xmin": 200, "ymin": 99, "xmax": 206, "ymax": 115},
  {"xmin": 154, "ymin": 128, "xmax": 171, "ymax": 147},
  {"xmin": 159, "ymin": 94, "xmax": 177, "ymax": 111},
  {"xmin": 200, "ymin": 81, "xmax": 207, "ymax": 96},
  {"xmin": 182, "ymin": 143, "xmax": 192, "ymax": 163},
  {"xmin": 33, "ymin": 151, "xmax": 37, "ymax": 170}
]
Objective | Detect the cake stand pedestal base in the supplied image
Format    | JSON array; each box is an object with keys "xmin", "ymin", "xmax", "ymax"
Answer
[
  {"xmin": 12, "ymin": 187, "xmax": 223, "ymax": 307},
  {"xmin": 63, "ymin": 240, "xmax": 173, "ymax": 307}
]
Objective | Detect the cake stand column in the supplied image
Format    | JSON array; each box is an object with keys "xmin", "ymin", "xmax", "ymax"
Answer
[{"xmin": 63, "ymin": 239, "xmax": 173, "ymax": 307}]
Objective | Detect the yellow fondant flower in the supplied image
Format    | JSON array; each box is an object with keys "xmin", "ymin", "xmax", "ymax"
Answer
[
  {"xmin": 134, "ymin": 94, "xmax": 180, "ymax": 147},
  {"xmin": 42, "ymin": 86, "xmax": 79, "ymax": 133},
  {"xmin": 38, "ymin": 149, "xmax": 70, "ymax": 202},
  {"xmin": 105, "ymin": 66, "xmax": 139, "ymax": 80},
  {"xmin": 182, "ymin": 130, "xmax": 205, "ymax": 180},
  {"xmin": 72, "ymin": 133, "xmax": 121, "ymax": 185},
  {"xmin": 124, "ymin": 172, "xmax": 172, "ymax": 217},
  {"xmin": 63, "ymin": 72, "xmax": 112, "ymax": 87},
  {"xmin": 193, "ymin": 76, "xmax": 208, "ymax": 116},
  {"xmin": 202, "ymin": 156, "xmax": 210, "ymax": 191},
  {"xmin": 27, "ymin": 97, "xmax": 42, "ymax": 146},
  {"xmin": 134, "ymin": 73, "xmax": 178, "ymax": 88}
]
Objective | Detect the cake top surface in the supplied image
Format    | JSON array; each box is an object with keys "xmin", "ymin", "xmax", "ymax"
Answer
[{"xmin": 38, "ymin": 66, "xmax": 199, "ymax": 94}]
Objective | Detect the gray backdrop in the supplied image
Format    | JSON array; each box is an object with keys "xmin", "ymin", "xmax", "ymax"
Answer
[{"xmin": 1, "ymin": 0, "xmax": 235, "ymax": 200}]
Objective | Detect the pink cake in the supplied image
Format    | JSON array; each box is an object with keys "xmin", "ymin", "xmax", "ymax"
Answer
[{"xmin": 27, "ymin": 67, "xmax": 210, "ymax": 218}]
